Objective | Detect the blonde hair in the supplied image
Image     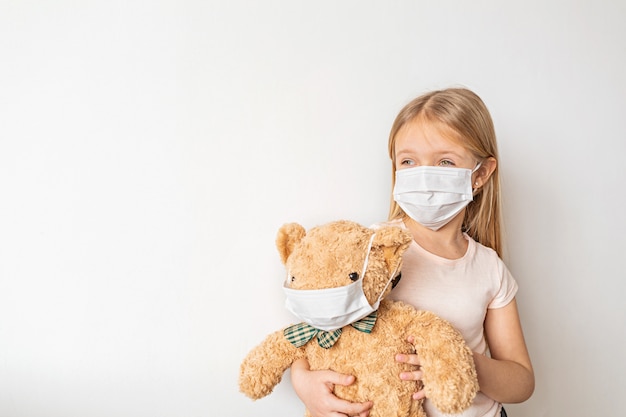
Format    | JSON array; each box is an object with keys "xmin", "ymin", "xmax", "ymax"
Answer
[{"xmin": 388, "ymin": 88, "xmax": 503, "ymax": 256}]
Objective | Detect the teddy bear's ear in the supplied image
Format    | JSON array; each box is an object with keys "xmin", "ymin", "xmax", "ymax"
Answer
[
  {"xmin": 372, "ymin": 226, "xmax": 413, "ymax": 273},
  {"xmin": 275, "ymin": 223, "xmax": 307, "ymax": 265}
]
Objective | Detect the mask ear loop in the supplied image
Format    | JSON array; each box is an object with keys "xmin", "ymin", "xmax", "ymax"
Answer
[
  {"xmin": 360, "ymin": 233, "xmax": 376, "ymax": 280},
  {"xmin": 375, "ymin": 257, "xmax": 402, "ymax": 305},
  {"xmin": 362, "ymin": 232, "xmax": 403, "ymax": 307},
  {"xmin": 472, "ymin": 161, "xmax": 483, "ymax": 193},
  {"xmin": 360, "ymin": 232, "xmax": 385, "ymax": 309}
]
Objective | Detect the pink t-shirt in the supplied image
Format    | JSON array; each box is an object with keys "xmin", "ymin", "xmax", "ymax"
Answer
[{"xmin": 378, "ymin": 219, "xmax": 518, "ymax": 417}]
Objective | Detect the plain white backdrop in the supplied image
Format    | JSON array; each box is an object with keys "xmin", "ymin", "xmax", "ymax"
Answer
[{"xmin": 1, "ymin": 1, "xmax": 625, "ymax": 416}]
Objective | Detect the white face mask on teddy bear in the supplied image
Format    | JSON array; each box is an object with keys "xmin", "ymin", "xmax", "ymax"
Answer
[{"xmin": 283, "ymin": 234, "xmax": 398, "ymax": 332}]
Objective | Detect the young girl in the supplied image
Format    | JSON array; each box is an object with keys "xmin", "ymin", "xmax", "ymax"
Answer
[{"xmin": 290, "ymin": 88, "xmax": 534, "ymax": 417}]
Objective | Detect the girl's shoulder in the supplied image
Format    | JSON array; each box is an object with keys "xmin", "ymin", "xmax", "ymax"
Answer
[{"xmin": 468, "ymin": 234, "xmax": 502, "ymax": 262}]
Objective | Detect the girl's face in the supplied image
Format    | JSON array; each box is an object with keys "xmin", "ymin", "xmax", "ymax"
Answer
[{"xmin": 394, "ymin": 118, "xmax": 478, "ymax": 171}]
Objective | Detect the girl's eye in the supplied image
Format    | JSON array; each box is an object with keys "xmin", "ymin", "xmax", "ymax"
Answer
[
  {"xmin": 400, "ymin": 159, "xmax": 415, "ymax": 166},
  {"xmin": 439, "ymin": 160, "xmax": 455, "ymax": 166}
]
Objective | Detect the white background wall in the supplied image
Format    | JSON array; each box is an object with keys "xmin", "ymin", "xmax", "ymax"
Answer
[{"xmin": 1, "ymin": 1, "xmax": 624, "ymax": 416}]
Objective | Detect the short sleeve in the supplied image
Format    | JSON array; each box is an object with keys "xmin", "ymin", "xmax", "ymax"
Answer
[{"xmin": 488, "ymin": 260, "xmax": 518, "ymax": 309}]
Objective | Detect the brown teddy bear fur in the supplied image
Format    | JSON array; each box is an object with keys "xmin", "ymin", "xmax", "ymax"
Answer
[{"xmin": 239, "ymin": 220, "xmax": 479, "ymax": 417}]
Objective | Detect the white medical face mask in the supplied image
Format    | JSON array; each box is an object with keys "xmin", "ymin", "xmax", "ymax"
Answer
[
  {"xmin": 393, "ymin": 164, "xmax": 480, "ymax": 231},
  {"xmin": 283, "ymin": 234, "xmax": 397, "ymax": 332}
]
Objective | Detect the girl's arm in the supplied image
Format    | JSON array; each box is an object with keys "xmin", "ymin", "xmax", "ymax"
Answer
[
  {"xmin": 474, "ymin": 298, "xmax": 535, "ymax": 403},
  {"xmin": 291, "ymin": 358, "xmax": 373, "ymax": 417},
  {"xmin": 396, "ymin": 298, "xmax": 534, "ymax": 404}
]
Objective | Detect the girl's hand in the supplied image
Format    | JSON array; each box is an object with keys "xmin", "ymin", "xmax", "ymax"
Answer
[
  {"xmin": 396, "ymin": 337, "xmax": 426, "ymax": 401},
  {"xmin": 291, "ymin": 359, "xmax": 373, "ymax": 417}
]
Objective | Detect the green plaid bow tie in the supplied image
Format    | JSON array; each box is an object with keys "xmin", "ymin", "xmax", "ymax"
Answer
[{"xmin": 283, "ymin": 311, "xmax": 378, "ymax": 349}]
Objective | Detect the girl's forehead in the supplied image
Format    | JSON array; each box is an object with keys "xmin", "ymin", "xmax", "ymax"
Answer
[{"xmin": 395, "ymin": 118, "xmax": 467, "ymax": 153}]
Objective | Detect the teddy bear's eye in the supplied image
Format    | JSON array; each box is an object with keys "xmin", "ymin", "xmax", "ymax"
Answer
[
  {"xmin": 391, "ymin": 272, "xmax": 402, "ymax": 288},
  {"xmin": 290, "ymin": 276, "xmax": 296, "ymax": 282},
  {"xmin": 349, "ymin": 272, "xmax": 359, "ymax": 281}
]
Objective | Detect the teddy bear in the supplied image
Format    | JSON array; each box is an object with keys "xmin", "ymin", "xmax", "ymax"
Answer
[{"xmin": 239, "ymin": 220, "xmax": 479, "ymax": 417}]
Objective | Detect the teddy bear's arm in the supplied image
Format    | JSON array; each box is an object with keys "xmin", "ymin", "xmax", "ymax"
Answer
[
  {"xmin": 239, "ymin": 329, "xmax": 306, "ymax": 400},
  {"xmin": 408, "ymin": 312, "xmax": 479, "ymax": 414}
]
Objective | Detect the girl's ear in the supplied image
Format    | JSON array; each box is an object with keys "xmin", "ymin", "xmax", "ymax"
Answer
[
  {"xmin": 473, "ymin": 157, "xmax": 497, "ymax": 190},
  {"xmin": 276, "ymin": 223, "xmax": 306, "ymax": 265}
]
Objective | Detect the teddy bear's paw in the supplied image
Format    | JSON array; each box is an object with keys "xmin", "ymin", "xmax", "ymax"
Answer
[
  {"xmin": 238, "ymin": 350, "xmax": 285, "ymax": 399},
  {"xmin": 425, "ymin": 379, "xmax": 478, "ymax": 414},
  {"xmin": 238, "ymin": 371, "xmax": 280, "ymax": 400}
]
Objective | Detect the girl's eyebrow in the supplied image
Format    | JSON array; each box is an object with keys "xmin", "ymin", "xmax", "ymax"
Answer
[
  {"xmin": 434, "ymin": 150, "xmax": 465, "ymax": 159},
  {"xmin": 395, "ymin": 148, "xmax": 465, "ymax": 159}
]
